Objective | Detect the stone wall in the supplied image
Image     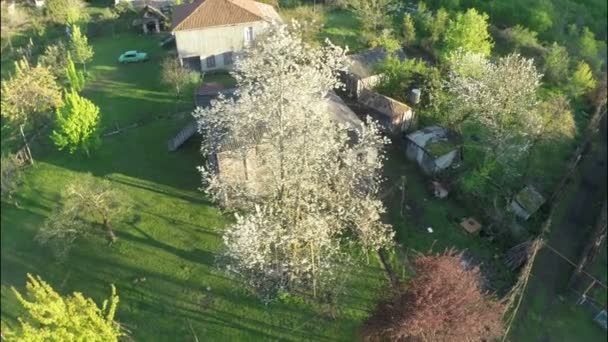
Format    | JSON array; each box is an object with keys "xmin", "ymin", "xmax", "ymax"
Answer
[{"xmin": 358, "ymin": 89, "xmax": 415, "ymax": 134}]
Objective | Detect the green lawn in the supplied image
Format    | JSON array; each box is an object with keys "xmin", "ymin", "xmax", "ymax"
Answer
[
  {"xmin": 318, "ymin": 9, "xmax": 366, "ymax": 53},
  {"xmin": 1, "ymin": 32, "xmax": 386, "ymax": 341}
]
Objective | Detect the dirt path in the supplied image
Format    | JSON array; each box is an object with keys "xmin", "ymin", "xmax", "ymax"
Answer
[{"xmin": 512, "ymin": 117, "xmax": 607, "ymax": 341}]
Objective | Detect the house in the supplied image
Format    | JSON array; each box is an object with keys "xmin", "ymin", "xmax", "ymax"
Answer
[
  {"xmin": 405, "ymin": 126, "xmax": 462, "ymax": 175},
  {"xmin": 341, "ymin": 47, "xmax": 406, "ymax": 99},
  {"xmin": 171, "ymin": 0, "xmax": 281, "ymax": 72}
]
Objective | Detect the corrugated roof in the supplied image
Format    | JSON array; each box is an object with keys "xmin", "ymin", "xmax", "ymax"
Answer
[
  {"xmin": 172, "ymin": 0, "xmax": 279, "ymax": 31},
  {"xmin": 348, "ymin": 47, "xmax": 406, "ymax": 79}
]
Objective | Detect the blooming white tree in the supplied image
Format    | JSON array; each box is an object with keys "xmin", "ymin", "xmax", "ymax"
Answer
[
  {"xmin": 194, "ymin": 22, "xmax": 394, "ymax": 300},
  {"xmin": 447, "ymin": 50, "xmax": 543, "ymax": 169}
]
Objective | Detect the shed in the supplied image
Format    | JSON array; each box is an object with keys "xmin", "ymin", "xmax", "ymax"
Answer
[
  {"xmin": 405, "ymin": 126, "xmax": 462, "ymax": 175},
  {"xmin": 510, "ymin": 185, "xmax": 545, "ymax": 220},
  {"xmin": 140, "ymin": 4, "xmax": 169, "ymax": 34},
  {"xmin": 358, "ymin": 88, "xmax": 415, "ymax": 135},
  {"xmin": 341, "ymin": 47, "xmax": 406, "ymax": 99}
]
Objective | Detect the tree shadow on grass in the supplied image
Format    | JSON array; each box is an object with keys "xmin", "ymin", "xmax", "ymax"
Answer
[{"xmin": 66, "ymin": 250, "xmax": 339, "ymax": 342}]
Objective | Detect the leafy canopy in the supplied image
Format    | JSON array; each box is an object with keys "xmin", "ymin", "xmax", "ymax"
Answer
[
  {"xmin": 50, "ymin": 90, "xmax": 100, "ymax": 155},
  {"xmin": 0, "ymin": 59, "xmax": 63, "ymax": 125},
  {"xmin": 5, "ymin": 274, "xmax": 122, "ymax": 341},
  {"xmin": 442, "ymin": 8, "xmax": 493, "ymax": 59}
]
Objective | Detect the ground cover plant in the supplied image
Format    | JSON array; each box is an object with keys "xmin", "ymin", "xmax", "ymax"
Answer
[
  {"xmin": 1, "ymin": 0, "xmax": 606, "ymax": 340},
  {"xmin": 0, "ymin": 23, "xmax": 387, "ymax": 340}
]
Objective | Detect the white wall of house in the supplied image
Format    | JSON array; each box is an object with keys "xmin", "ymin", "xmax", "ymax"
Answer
[{"xmin": 174, "ymin": 21, "xmax": 268, "ymax": 71}]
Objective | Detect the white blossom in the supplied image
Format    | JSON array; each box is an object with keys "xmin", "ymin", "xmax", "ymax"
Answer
[{"xmin": 193, "ymin": 22, "xmax": 393, "ymax": 300}]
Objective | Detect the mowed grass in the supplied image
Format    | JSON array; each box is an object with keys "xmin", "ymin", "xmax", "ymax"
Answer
[{"xmin": 1, "ymin": 33, "xmax": 387, "ymax": 341}]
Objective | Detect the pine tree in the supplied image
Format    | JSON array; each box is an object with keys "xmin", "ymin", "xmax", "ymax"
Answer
[
  {"xmin": 65, "ymin": 52, "xmax": 85, "ymax": 92},
  {"xmin": 69, "ymin": 25, "xmax": 94, "ymax": 74},
  {"xmin": 569, "ymin": 61, "xmax": 597, "ymax": 98},
  {"xmin": 51, "ymin": 90, "xmax": 100, "ymax": 155},
  {"xmin": 402, "ymin": 13, "xmax": 416, "ymax": 46},
  {"xmin": 5, "ymin": 274, "xmax": 123, "ymax": 341}
]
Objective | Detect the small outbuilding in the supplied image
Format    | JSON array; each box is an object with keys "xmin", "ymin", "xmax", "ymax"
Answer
[
  {"xmin": 139, "ymin": 4, "xmax": 169, "ymax": 34},
  {"xmin": 405, "ymin": 126, "xmax": 462, "ymax": 175},
  {"xmin": 510, "ymin": 185, "xmax": 545, "ymax": 220},
  {"xmin": 341, "ymin": 47, "xmax": 406, "ymax": 99}
]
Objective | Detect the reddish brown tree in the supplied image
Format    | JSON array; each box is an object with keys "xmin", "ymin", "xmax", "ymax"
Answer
[{"xmin": 363, "ymin": 251, "xmax": 504, "ymax": 342}]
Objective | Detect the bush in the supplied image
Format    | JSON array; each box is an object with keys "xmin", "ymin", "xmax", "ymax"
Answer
[{"xmin": 363, "ymin": 251, "xmax": 504, "ymax": 341}]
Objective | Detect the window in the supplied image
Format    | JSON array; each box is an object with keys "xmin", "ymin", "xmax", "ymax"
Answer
[
  {"xmin": 244, "ymin": 27, "xmax": 254, "ymax": 45},
  {"xmin": 206, "ymin": 55, "xmax": 216, "ymax": 68},
  {"xmin": 223, "ymin": 52, "xmax": 233, "ymax": 65}
]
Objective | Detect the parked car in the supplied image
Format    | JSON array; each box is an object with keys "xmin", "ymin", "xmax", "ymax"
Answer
[{"xmin": 118, "ymin": 51, "xmax": 149, "ymax": 63}]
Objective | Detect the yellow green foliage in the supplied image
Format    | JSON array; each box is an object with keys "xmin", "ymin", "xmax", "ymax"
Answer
[{"xmin": 6, "ymin": 274, "xmax": 122, "ymax": 341}]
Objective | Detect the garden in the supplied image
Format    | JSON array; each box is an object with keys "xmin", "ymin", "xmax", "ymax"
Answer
[{"xmin": 1, "ymin": 0, "xmax": 606, "ymax": 340}]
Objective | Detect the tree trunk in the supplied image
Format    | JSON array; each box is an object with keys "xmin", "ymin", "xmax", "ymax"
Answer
[
  {"xmin": 376, "ymin": 248, "xmax": 400, "ymax": 289},
  {"xmin": 103, "ymin": 218, "xmax": 117, "ymax": 243}
]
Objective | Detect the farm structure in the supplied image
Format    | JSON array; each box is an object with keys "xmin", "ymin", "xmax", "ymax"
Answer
[
  {"xmin": 404, "ymin": 126, "xmax": 462, "ymax": 175},
  {"xmin": 171, "ymin": 0, "xmax": 281, "ymax": 72}
]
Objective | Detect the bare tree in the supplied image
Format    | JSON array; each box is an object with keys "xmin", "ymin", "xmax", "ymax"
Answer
[
  {"xmin": 364, "ymin": 251, "xmax": 504, "ymax": 341},
  {"xmin": 37, "ymin": 174, "xmax": 130, "ymax": 258},
  {"xmin": 161, "ymin": 57, "xmax": 196, "ymax": 98}
]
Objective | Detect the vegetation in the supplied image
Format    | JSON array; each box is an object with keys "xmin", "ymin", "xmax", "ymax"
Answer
[
  {"xmin": 37, "ymin": 173, "xmax": 130, "ymax": 258},
  {"xmin": 194, "ymin": 23, "xmax": 392, "ymax": 301},
  {"xmin": 51, "ymin": 90, "xmax": 100, "ymax": 155},
  {"xmin": 1, "ymin": 59, "xmax": 62, "ymax": 125},
  {"xmin": 160, "ymin": 57, "xmax": 198, "ymax": 99},
  {"xmin": 364, "ymin": 251, "xmax": 504, "ymax": 341},
  {"xmin": 0, "ymin": 0, "xmax": 605, "ymax": 340},
  {"xmin": 0, "ymin": 154, "xmax": 23, "ymax": 202},
  {"xmin": 66, "ymin": 53, "xmax": 85, "ymax": 92},
  {"xmin": 442, "ymin": 8, "xmax": 494, "ymax": 59},
  {"xmin": 5, "ymin": 274, "xmax": 122, "ymax": 341},
  {"xmin": 69, "ymin": 25, "xmax": 94, "ymax": 73},
  {"xmin": 45, "ymin": 0, "xmax": 87, "ymax": 25}
]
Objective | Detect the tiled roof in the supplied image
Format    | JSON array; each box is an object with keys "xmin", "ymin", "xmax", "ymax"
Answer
[{"xmin": 172, "ymin": 0, "xmax": 279, "ymax": 31}]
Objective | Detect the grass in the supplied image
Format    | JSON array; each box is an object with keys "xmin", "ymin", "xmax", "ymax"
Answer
[
  {"xmin": 318, "ymin": 9, "xmax": 366, "ymax": 53},
  {"xmin": 382, "ymin": 144, "xmax": 516, "ymax": 293},
  {"xmin": 1, "ymin": 32, "xmax": 387, "ymax": 341}
]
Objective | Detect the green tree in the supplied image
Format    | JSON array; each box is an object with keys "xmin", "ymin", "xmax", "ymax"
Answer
[
  {"xmin": 38, "ymin": 41, "xmax": 70, "ymax": 84},
  {"xmin": 347, "ymin": 0, "xmax": 396, "ymax": 33},
  {"xmin": 51, "ymin": 90, "xmax": 100, "ymax": 155},
  {"xmin": 442, "ymin": 8, "xmax": 493, "ymax": 59},
  {"xmin": 45, "ymin": 0, "xmax": 86, "ymax": 25},
  {"xmin": 577, "ymin": 26, "xmax": 603, "ymax": 72},
  {"xmin": 0, "ymin": 59, "xmax": 63, "ymax": 125},
  {"xmin": 66, "ymin": 53, "xmax": 85, "ymax": 92},
  {"xmin": 402, "ymin": 13, "xmax": 416, "ymax": 46},
  {"xmin": 372, "ymin": 29, "xmax": 401, "ymax": 54},
  {"xmin": 568, "ymin": 61, "xmax": 597, "ymax": 98},
  {"xmin": 543, "ymin": 42, "xmax": 569, "ymax": 84},
  {"xmin": 5, "ymin": 274, "xmax": 122, "ymax": 341},
  {"xmin": 69, "ymin": 25, "xmax": 94, "ymax": 73}
]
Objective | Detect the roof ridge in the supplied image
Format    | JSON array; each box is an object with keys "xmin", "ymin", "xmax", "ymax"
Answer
[{"xmin": 173, "ymin": 0, "xmax": 207, "ymax": 31}]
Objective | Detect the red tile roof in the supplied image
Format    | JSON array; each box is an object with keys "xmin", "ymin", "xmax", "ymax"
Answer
[{"xmin": 172, "ymin": 0, "xmax": 279, "ymax": 31}]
